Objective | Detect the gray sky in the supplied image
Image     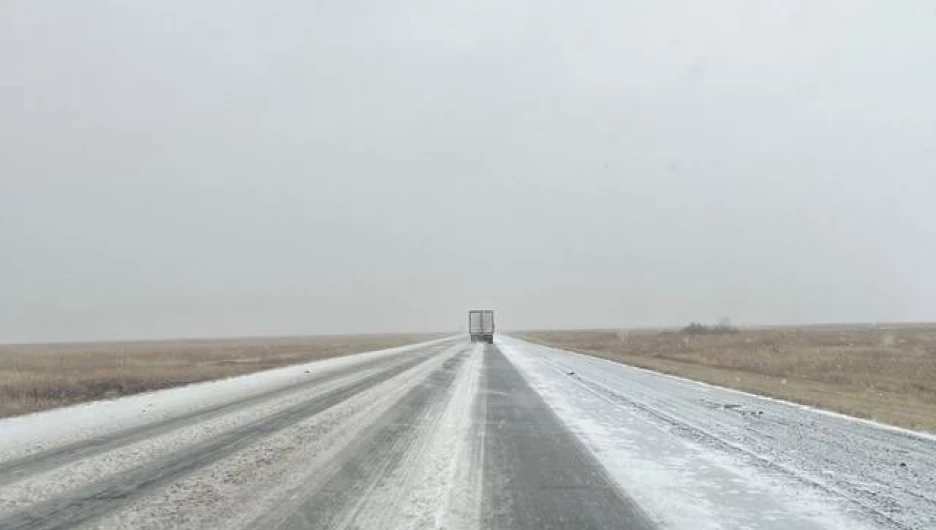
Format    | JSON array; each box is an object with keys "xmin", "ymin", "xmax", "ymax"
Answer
[{"xmin": 3, "ymin": 1, "xmax": 936, "ymax": 342}]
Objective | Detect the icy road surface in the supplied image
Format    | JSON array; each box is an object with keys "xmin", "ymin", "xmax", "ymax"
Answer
[
  {"xmin": 0, "ymin": 336, "xmax": 932, "ymax": 529},
  {"xmin": 498, "ymin": 337, "xmax": 936, "ymax": 530}
]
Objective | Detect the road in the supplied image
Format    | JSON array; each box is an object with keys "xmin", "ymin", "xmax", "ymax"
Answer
[{"xmin": 0, "ymin": 337, "xmax": 933, "ymax": 529}]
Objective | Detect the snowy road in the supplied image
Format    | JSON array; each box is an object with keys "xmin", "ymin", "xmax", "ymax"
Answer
[
  {"xmin": 499, "ymin": 337, "xmax": 936, "ymax": 530},
  {"xmin": 1, "ymin": 337, "xmax": 933, "ymax": 529}
]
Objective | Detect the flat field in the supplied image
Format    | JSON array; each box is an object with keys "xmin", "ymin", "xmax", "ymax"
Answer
[
  {"xmin": 0, "ymin": 333, "xmax": 445, "ymax": 418},
  {"xmin": 520, "ymin": 324, "xmax": 936, "ymax": 432}
]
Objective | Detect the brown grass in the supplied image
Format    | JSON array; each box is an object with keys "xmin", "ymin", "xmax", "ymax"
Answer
[
  {"xmin": 0, "ymin": 333, "xmax": 445, "ymax": 418},
  {"xmin": 519, "ymin": 324, "xmax": 936, "ymax": 432}
]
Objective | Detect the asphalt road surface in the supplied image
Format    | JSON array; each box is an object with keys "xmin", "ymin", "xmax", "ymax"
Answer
[
  {"xmin": 0, "ymin": 340, "xmax": 653, "ymax": 530},
  {"xmin": 1, "ymin": 337, "xmax": 932, "ymax": 529}
]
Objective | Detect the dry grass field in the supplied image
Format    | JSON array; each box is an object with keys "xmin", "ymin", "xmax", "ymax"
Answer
[
  {"xmin": 520, "ymin": 324, "xmax": 936, "ymax": 432},
  {"xmin": 0, "ymin": 333, "xmax": 445, "ymax": 418}
]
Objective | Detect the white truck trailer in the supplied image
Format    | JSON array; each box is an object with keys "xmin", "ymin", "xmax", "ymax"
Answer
[{"xmin": 469, "ymin": 310, "xmax": 495, "ymax": 343}]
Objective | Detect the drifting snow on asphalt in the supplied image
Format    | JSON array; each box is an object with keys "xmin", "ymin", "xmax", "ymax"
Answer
[
  {"xmin": 0, "ymin": 339, "xmax": 469, "ymax": 530},
  {"xmin": 1, "ymin": 336, "xmax": 933, "ymax": 529},
  {"xmin": 498, "ymin": 336, "xmax": 936, "ymax": 530},
  {"xmin": 0, "ymin": 337, "xmax": 455, "ymax": 464},
  {"xmin": 95, "ymin": 342, "xmax": 474, "ymax": 530}
]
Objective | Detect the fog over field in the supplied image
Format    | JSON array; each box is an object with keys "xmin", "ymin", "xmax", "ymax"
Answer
[{"xmin": 2, "ymin": 1, "xmax": 936, "ymax": 342}]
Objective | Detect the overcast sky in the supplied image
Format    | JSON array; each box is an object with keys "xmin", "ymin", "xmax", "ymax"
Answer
[{"xmin": 3, "ymin": 1, "xmax": 936, "ymax": 342}]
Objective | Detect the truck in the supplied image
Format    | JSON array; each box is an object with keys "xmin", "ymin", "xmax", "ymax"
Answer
[{"xmin": 468, "ymin": 310, "xmax": 495, "ymax": 343}]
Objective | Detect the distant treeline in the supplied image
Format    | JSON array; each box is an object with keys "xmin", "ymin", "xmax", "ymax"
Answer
[{"xmin": 680, "ymin": 321, "xmax": 740, "ymax": 335}]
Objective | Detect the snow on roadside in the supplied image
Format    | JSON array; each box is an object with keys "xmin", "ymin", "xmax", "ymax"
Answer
[
  {"xmin": 0, "ymin": 336, "xmax": 456, "ymax": 463},
  {"xmin": 92, "ymin": 342, "xmax": 468, "ymax": 530},
  {"xmin": 498, "ymin": 336, "xmax": 929, "ymax": 530},
  {"xmin": 0, "ymin": 362, "xmax": 389, "ymax": 515}
]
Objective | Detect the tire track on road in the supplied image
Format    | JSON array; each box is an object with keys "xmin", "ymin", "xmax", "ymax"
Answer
[
  {"xmin": 0, "ymin": 343, "xmax": 451, "ymax": 488},
  {"xmin": 341, "ymin": 343, "xmax": 486, "ymax": 530},
  {"xmin": 525, "ymin": 344, "xmax": 921, "ymax": 530},
  {"xmin": 258, "ymin": 348, "xmax": 473, "ymax": 530},
  {"xmin": 481, "ymin": 344, "xmax": 655, "ymax": 530},
  {"xmin": 0, "ymin": 349, "xmax": 445, "ymax": 530}
]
